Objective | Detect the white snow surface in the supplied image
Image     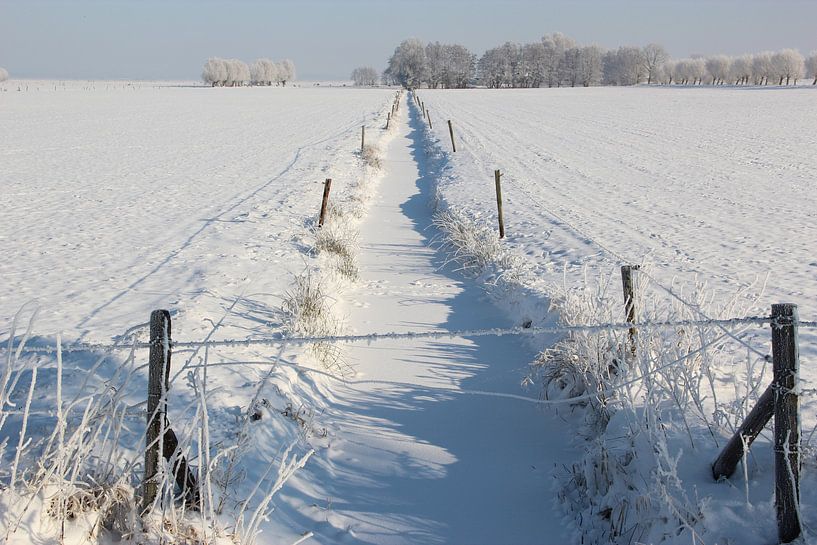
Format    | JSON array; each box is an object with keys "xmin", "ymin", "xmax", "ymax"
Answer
[
  {"xmin": 0, "ymin": 81, "xmax": 393, "ymax": 343},
  {"xmin": 416, "ymin": 86, "xmax": 817, "ymax": 544}
]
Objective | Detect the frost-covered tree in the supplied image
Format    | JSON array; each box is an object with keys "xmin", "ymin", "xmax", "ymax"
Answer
[
  {"xmin": 478, "ymin": 44, "xmax": 512, "ymax": 88},
  {"xmin": 806, "ymin": 51, "xmax": 817, "ymax": 85},
  {"xmin": 771, "ymin": 49, "xmax": 804, "ymax": 85},
  {"xmin": 752, "ymin": 51, "xmax": 774, "ymax": 85},
  {"xmin": 275, "ymin": 60, "xmax": 296, "ymax": 86},
  {"xmin": 443, "ymin": 44, "xmax": 476, "ymax": 88},
  {"xmin": 385, "ymin": 38, "xmax": 427, "ymax": 88},
  {"xmin": 541, "ymin": 32, "xmax": 576, "ymax": 87},
  {"xmin": 641, "ymin": 43, "xmax": 668, "ymax": 84},
  {"xmin": 202, "ymin": 57, "xmax": 227, "ymax": 86},
  {"xmin": 729, "ymin": 55, "xmax": 753, "ymax": 85},
  {"xmin": 0, "ymin": 67, "xmax": 8, "ymax": 82},
  {"xmin": 576, "ymin": 45, "xmax": 603, "ymax": 87},
  {"xmin": 705, "ymin": 55, "xmax": 731, "ymax": 85},
  {"xmin": 251, "ymin": 58, "xmax": 278, "ymax": 85},
  {"xmin": 351, "ymin": 66, "xmax": 379, "ymax": 86},
  {"xmin": 603, "ymin": 46, "xmax": 644, "ymax": 85},
  {"xmin": 425, "ymin": 42, "xmax": 446, "ymax": 88}
]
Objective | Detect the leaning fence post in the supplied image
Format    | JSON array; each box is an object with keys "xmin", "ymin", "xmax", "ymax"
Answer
[
  {"xmin": 361, "ymin": 125, "xmax": 365, "ymax": 151},
  {"xmin": 143, "ymin": 309, "xmax": 171, "ymax": 513},
  {"xmin": 427, "ymin": 110, "xmax": 433, "ymax": 129},
  {"xmin": 620, "ymin": 265, "xmax": 640, "ymax": 357},
  {"xmin": 422, "ymin": 101, "xmax": 426, "ymax": 119},
  {"xmin": 494, "ymin": 169, "xmax": 505, "ymax": 239},
  {"xmin": 447, "ymin": 120, "xmax": 456, "ymax": 152},
  {"xmin": 771, "ymin": 303, "xmax": 801, "ymax": 543},
  {"xmin": 712, "ymin": 383, "xmax": 775, "ymax": 480},
  {"xmin": 318, "ymin": 178, "xmax": 332, "ymax": 227},
  {"xmin": 386, "ymin": 112, "xmax": 391, "ymax": 129}
]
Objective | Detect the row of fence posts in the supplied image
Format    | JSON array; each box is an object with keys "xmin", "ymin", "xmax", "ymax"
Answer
[
  {"xmin": 413, "ymin": 91, "xmax": 505, "ymax": 239},
  {"xmin": 143, "ymin": 89, "xmax": 401, "ymax": 514},
  {"xmin": 320, "ymin": 91, "xmax": 402, "ymax": 229},
  {"xmin": 141, "ymin": 88, "xmax": 804, "ymax": 544}
]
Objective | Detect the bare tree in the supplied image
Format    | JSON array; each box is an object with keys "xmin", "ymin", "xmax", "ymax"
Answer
[{"xmin": 641, "ymin": 43, "xmax": 668, "ymax": 84}]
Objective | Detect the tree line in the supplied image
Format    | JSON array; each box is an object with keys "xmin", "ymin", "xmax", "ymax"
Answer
[
  {"xmin": 201, "ymin": 58, "xmax": 296, "ymax": 87},
  {"xmin": 372, "ymin": 36, "xmax": 817, "ymax": 89}
]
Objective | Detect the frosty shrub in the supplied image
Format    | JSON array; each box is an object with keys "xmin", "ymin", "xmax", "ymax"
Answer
[{"xmin": 361, "ymin": 144, "xmax": 382, "ymax": 170}]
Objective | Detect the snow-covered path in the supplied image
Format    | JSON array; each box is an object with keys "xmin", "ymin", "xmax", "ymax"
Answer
[{"xmin": 294, "ymin": 98, "xmax": 574, "ymax": 544}]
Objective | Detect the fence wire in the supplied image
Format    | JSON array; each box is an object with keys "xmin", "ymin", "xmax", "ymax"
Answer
[{"xmin": 3, "ymin": 314, "xmax": 779, "ymax": 355}]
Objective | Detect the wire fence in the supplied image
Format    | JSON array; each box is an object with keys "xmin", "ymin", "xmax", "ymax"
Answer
[{"xmin": 4, "ymin": 314, "xmax": 805, "ymax": 356}]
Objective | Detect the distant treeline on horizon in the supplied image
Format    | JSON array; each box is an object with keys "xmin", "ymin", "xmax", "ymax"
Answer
[{"xmin": 350, "ymin": 34, "xmax": 817, "ymax": 88}]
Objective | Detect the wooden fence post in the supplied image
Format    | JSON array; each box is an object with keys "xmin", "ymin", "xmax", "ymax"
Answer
[
  {"xmin": 494, "ymin": 169, "xmax": 505, "ymax": 239},
  {"xmin": 422, "ymin": 101, "xmax": 426, "ymax": 119},
  {"xmin": 620, "ymin": 265, "xmax": 640, "ymax": 357},
  {"xmin": 386, "ymin": 112, "xmax": 391, "ymax": 129},
  {"xmin": 143, "ymin": 309, "xmax": 171, "ymax": 513},
  {"xmin": 448, "ymin": 120, "xmax": 456, "ymax": 152},
  {"xmin": 318, "ymin": 178, "xmax": 332, "ymax": 227},
  {"xmin": 772, "ymin": 303, "xmax": 801, "ymax": 543},
  {"xmin": 361, "ymin": 125, "xmax": 365, "ymax": 151},
  {"xmin": 427, "ymin": 110, "xmax": 432, "ymax": 129},
  {"xmin": 712, "ymin": 383, "xmax": 775, "ymax": 479}
]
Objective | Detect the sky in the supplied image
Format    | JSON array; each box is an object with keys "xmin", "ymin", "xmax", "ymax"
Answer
[{"xmin": 1, "ymin": 0, "xmax": 816, "ymax": 80}]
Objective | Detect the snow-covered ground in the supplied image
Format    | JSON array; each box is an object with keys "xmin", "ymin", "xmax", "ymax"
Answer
[
  {"xmin": 4, "ymin": 81, "xmax": 817, "ymax": 544},
  {"xmin": 0, "ymin": 81, "xmax": 399, "ymax": 543},
  {"xmin": 416, "ymin": 86, "xmax": 817, "ymax": 544},
  {"xmin": 0, "ymin": 81, "xmax": 392, "ymax": 343}
]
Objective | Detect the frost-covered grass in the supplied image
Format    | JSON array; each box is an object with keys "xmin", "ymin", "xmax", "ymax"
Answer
[{"xmin": 414, "ymin": 88, "xmax": 817, "ymax": 544}]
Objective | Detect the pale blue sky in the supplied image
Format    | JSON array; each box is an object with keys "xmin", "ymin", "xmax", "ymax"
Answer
[{"xmin": 1, "ymin": 0, "xmax": 815, "ymax": 80}]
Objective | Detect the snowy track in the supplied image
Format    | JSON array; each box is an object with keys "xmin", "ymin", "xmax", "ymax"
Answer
[{"xmin": 272, "ymin": 96, "xmax": 575, "ymax": 544}]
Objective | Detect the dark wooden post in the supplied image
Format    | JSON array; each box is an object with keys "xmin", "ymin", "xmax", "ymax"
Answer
[
  {"xmin": 427, "ymin": 110, "xmax": 432, "ymax": 129},
  {"xmin": 361, "ymin": 125, "xmax": 365, "ymax": 151},
  {"xmin": 620, "ymin": 265, "xmax": 640, "ymax": 357},
  {"xmin": 772, "ymin": 303, "xmax": 801, "ymax": 543},
  {"xmin": 318, "ymin": 179, "xmax": 332, "ymax": 227},
  {"xmin": 386, "ymin": 112, "xmax": 391, "ymax": 129},
  {"xmin": 422, "ymin": 101, "xmax": 426, "ymax": 119},
  {"xmin": 494, "ymin": 169, "xmax": 505, "ymax": 239},
  {"xmin": 712, "ymin": 383, "xmax": 775, "ymax": 479},
  {"xmin": 448, "ymin": 120, "xmax": 456, "ymax": 152},
  {"xmin": 143, "ymin": 309, "xmax": 171, "ymax": 513}
]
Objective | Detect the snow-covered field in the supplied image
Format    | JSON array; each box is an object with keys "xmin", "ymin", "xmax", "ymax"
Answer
[
  {"xmin": 3, "ymin": 80, "xmax": 817, "ymax": 544},
  {"xmin": 0, "ymin": 80, "xmax": 398, "ymax": 543},
  {"xmin": 1, "ymin": 81, "xmax": 392, "ymax": 342},
  {"xmin": 416, "ymin": 86, "xmax": 817, "ymax": 544}
]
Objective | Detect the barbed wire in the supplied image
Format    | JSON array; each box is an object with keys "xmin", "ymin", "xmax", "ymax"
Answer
[{"xmin": 2, "ymin": 314, "xmax": 779, "ymax": 356}]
